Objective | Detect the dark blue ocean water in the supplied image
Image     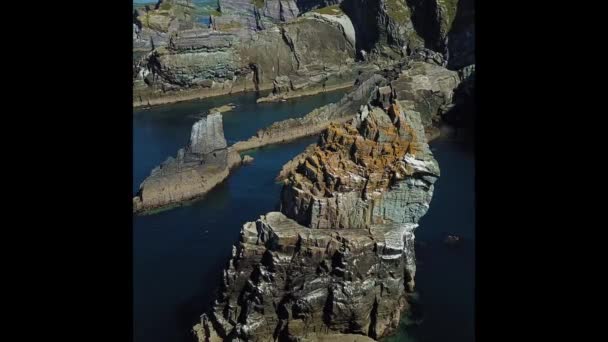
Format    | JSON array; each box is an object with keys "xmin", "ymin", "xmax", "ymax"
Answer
[
  {"xmin": 133, "ymin": 91, "xmax": 475, "ymax": 342},
  {"xmin": 383, "ymin": 134, "xmax": 475, "ymax": 342}
]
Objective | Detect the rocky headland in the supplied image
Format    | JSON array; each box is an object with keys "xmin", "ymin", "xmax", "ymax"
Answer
[
  {"xmin": 133, "ymin": 111, "xmax": 243, "ymax": 214},
  {"xmin": 133, "ymin": 0, "xmax": 475, "ymax": 107},
  {"xmin": 193, "ymin": 69, "xmax": 440, "ymax": 341},
  {"xmin": 233, "ymin": 59, "xmax": 460, "ymax": 153}
]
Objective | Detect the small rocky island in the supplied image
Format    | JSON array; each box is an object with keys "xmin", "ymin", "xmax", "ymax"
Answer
[
  {"xmin": 133, "ymin": 112, "xmax": 242, "ymax": 213},
  {"xmin": 194, "ymin": 69, "xmax": 440, "ymax": 341}
]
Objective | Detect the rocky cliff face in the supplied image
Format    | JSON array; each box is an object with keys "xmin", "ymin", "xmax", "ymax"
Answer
[
  {"xmin": 133, "ymin": 0, "xmax": 198, "ymax": 51},
  {"xmin": 133, "ymin": 112, "xmax": 242, "ymax": 214},
  {"xmin": 133, "ymin": 9, "xmax": 360, "ymax": 106},
  {"xmin": 133, "ymin": 0, "xmax": 473, "ymax": 107},
  {"xmin": 194, "ymin": 69, "xmax": 440, "ymax": 341},
  {"xmin": 340, "ymin": 0, "xmax": 459, "ymax": 62}
]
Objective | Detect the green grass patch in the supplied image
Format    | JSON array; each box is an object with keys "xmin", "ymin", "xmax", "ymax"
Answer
[
  {"xmin": 252, "ymin": 0, "xmax": 265, "ymax": 8},
  {"xmin": 160, "ymin": 2, "xmax": 172, "ymax": 11},
  {"xmin": 217, "ymin": 21, "xmax": 242, "ymax": 30},
  {"xmin": 385, "ymin": 0, "xmax": 411, "ymax": 24},
  {"xmin": 437, "ymin": 0, "xmax": 459, "ymax": 30},
  {"xmin": 312, "ymin": 4, "xmax": 343, "ymax": 15},
  {"xmin": 143, "ymin": 13, "xmax": 150, "ymax": 27}
]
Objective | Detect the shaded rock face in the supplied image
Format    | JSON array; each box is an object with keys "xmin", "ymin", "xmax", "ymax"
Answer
[
  {"xmin": 342, "ymin": 0, "xmax": 422, "ymax": 60},
  {"xmin": 340, "ymin": 0, "xmax": 459, "ymax": 62},
  {"xmin": 195, "ymin": 71, "xmax": 440, "ymax": 341},
  {"xmin": 447, "ymin": 0, "xmax": 474, "ymax": 70},
  {"xmin": 133, "ymin": 113, "xmax": 241, "ymax": 213}
]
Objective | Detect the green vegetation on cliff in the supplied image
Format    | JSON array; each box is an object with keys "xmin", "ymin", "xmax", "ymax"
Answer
[
  {"xmin": 437, "ymin": 0, "xmax": 459, "ymax": 32},
  {"xmin": 384, "ymin": 0, "xmax": 424, "ymax": 48},
  {"xmin": 217, "ymin": 21, "xmax": 242, "ymax": 30},
  {"xmin": 312, "ymin": 5, "xmax": 343, "ymax": 16},
  {"xmin": 385, "ymin": 0, "xmax": 411, "ymax": 24},
  {"xmin": 252, "ymin": 0, "xmax": 265, "ymax": 9}
]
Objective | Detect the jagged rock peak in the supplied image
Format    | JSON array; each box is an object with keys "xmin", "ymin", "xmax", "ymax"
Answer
[{"xmin": 188, "ymin": 112, "xmax": 228, "ymax": 155}]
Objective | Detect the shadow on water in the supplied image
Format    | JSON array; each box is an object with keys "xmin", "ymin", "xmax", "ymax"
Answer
[
  {"xmin": 383, "ymin": 122, "xmax": 475, "ymax": 342},
  {"xmin": 175, "ymin": 260, "xmax": 230, "ymax": 341}
]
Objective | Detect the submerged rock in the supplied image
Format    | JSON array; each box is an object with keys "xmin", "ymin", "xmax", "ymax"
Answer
[
  {"xmin": 242, "ymin": 155, "xmax": 254, "ymax": 164},
  {"xmin": 443, "ymin": 234, "xmax": 463, "ymax": 246},
  {"xmin": 195, "ymin": 70, "xmax": 440, "ymax": 341},
  {"xmin": 133, "ymin": 113, "xmax": 242, "ymax": 214},
  {"xmin": 208, "ymin": 104, "xmax": 236, "ymax": 114}
]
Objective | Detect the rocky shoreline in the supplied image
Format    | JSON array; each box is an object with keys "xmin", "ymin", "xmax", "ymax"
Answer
[{"xmin": 194, "ymin": 68, "xmax": 440, "ymax": 341}]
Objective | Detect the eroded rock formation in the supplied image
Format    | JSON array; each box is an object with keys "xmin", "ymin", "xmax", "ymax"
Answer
[
  {"xmin": 194, "ymin": 70, "xmax": 440, "ymax": 341},
  {"xmin": 133, "ymin": 112, "xmax": 242, "ymax": 213}
]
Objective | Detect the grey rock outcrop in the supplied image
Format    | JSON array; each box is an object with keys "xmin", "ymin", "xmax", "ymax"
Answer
[
  {"xmin": 133, "ymin": 113, "xmax": 241, "ymax": 214},
  {"xmin": 189, "ymin": 112, "xmax": 228, "ymax": 154},
  {"xmin": 390, "ymin": 61, "xmax": 460, "ymax": 127},
  {"xmin": 194, "ymin": 70, "xmax": 440, "ymax": 341}
]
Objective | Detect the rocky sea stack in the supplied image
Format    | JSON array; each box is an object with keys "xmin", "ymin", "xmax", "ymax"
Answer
[
  {"xmin": 133, "ymin": 112, "xmax": 242, "ymax": 214},
  {"xmin": 194, "ymin": 69, "xmax": 440, "ymax": 341}
]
